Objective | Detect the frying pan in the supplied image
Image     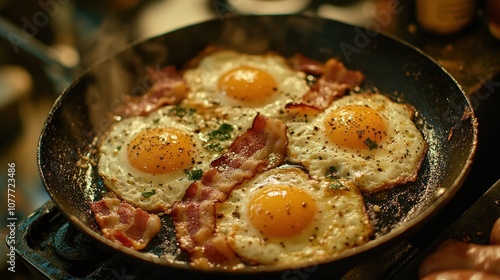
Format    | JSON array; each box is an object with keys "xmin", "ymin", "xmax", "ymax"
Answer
[{"xmin": 37, "ymin": 14, "xmax": 478, "ymax": 279}]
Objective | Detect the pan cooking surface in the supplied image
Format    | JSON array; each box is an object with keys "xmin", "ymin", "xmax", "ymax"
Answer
[{"xmin": 37, "ymin": 15, "xmax": 477, "ymax": 276}]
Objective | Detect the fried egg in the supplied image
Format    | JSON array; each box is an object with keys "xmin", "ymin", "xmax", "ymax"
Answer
[
  {"xmin": 182, "ymin": 50, "xmax": 309, "ymax": 132},
  {"xmin": 98, "ymin": 106, "xmax": 218, "ymax": 212},
  {"xmin": 215, "ymin": 167, "xmax": 372, "ymax": 267},
  {"xmin": 286, "ymin": 93, "xmax": 427, "ymax": 193}
]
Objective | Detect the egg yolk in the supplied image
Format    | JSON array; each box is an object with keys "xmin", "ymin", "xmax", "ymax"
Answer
[
  {"xmin": 218, "ymin": 65, "xmax": 277, "ymax": 104},
  {"xmin": 127, "ymin": 127, "xmax": 194, "ymax": 174},
  {"xmin": 248, "ymin": 185, "xmax": 317, "ymax": 239},
  {"xmin": 324, "ymin": 105, "xmax": 387, "ymax": 150}
]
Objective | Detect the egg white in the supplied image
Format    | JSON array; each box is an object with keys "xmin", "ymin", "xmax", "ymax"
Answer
[
  {"xmin": 286, "ymin": 93, "xmax": 427, "ymax": 193},
  {"xmin": 98, "ymin": 106, "xmax": 219, "ymax": 212},
  {"xmin": 215, "ymin": 167, "xmax": 372, "ymax": 268},
  {"xmin": 182, "ymin": 50, "xmax": 310, "ymax": 133}
]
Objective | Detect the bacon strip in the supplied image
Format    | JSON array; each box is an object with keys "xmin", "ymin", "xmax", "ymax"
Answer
[
  {"xmin": 419, "ymin": 241, "xmax": 500, "ymax": 277},
  {"xmin": 421, "ymin": 270, "xmax": 500, "ymax": 280},
  {"xmin": 287, "ymin": 57, "xmax": 364, "ymax": 111},
  {"xmin": 289, "ymin": 53, "xmax": 325, "ymax": 76},
  {"xmin": 171, "ymin": 200, "xmax": 217, "ymax": 252},
  {"xmin": 171, "ymin": 114, "xmax": 288, "ymax": 267},
  {"xmin": 419, "ymin": 218, "xmax": 500, "ymax": 278},
  {"xmin": 491, "ymin": 218, "xmax": 500, "ymax": 245},
  {"xmin": 114, "ymin": 65, "xmax": 188, "ymax": 117},
  {"xmin": 196, "ymin": 113, "xmax": 288, "ymax": 200},
  {"xmin": 90, "ymin": 197, "xmax": 161, "ymax": 250}
]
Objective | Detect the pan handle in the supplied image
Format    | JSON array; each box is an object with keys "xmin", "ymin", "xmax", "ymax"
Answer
[{"xmin": 0, "ymin": 16, "xmax": 79, "ymax": 94}]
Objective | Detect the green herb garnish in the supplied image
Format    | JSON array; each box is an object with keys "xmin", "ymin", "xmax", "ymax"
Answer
[
  {"xmin": 208, "ymin": 123, "xmax": 234, "ymax": 141},
  {"xmin": 153, "ymin": 118, "xmax": 160, "ymax": 124},
  {"xmin": 142, "ymin": 189, "xmax": 156, "ymax": 198},
  {"xmin": 328, "ymin": 181, "xmax": 344, "ymax": 190},
  {"xmin": 185, "ymin": 169, "xmax": 203, "ymax": 180},
  {"xmin": 116, "ymin": 145, "xmax": 122, "ymax": 151},
  {"xmin": 205, "ymin": 142, "xmax": 224, "ymax": 152},
  {"xmin": 169, "ymin": 106, "xmax": 195, "ymax": 118},
  {"xmin": 364, "ymin": 138, "xmax": 378, "ymax": 150}
]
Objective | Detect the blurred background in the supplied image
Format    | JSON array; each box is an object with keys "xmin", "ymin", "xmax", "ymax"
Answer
[{"xmin": 0, "ymin": 0, "xmax": 498, "ymax": 278}]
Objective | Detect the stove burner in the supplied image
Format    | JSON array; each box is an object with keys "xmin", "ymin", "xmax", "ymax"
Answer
[
  {"xmin": 14, "ymin": 202, "xmax": 115, "ymax": 279},
  {"xmin": 53, "ymin": 223, "xmax": 101, "ymax": 261}
]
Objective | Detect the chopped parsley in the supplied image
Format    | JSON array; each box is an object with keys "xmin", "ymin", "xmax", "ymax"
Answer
[
  {"xmin": 152, "ymin": 118, "xmax": 160, "ymax": 124},
  {"xmin": 328, "ymin": 181, "xmax": 345, "ymax": 190},
  {"xmin": 364, "ymin": 138, "xmax": 378, "ymax": 150},
  {"xmin": 185, "ymin": 169, "xmax": 203, "ymax": 180},
  {"xmin": 205, "ymin": 143, "xmax": 224, "ymax": 152},
  {"xmin": 205, "ymin": 142, "xmax": 224, "ymax": 152},
  {"xmin": 169, "ymin": 106, "xmax": 195, "ymax": 118},
  {"xmin": 208, "ymin": 123, "xmax": 234, "ymax": 141},
  {"xmin": 116, "ymin": 145, "xmax": 122, "ymax": 151},
  {"xmin": 142, "ymin": 189, "xmax": 156, "ymax": 198},
  {"xmin": 204, "ymin": 123, "xmax": 234, "ymax": 152}
]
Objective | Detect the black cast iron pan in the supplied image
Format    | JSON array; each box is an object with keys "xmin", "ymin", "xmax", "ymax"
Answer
[{"xmin": 37, "ymin": 14, "xmax": 478, "ymax": 279}]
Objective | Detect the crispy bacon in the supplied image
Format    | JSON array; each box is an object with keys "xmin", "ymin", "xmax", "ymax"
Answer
[
  {"xmin": 171, "ymin": 114, "xmax": 288, "ymax": 267},
  {"xmin": 198, "ymin": 113, "xmax": 288, "ymax": 200},
  {"xmin": 289, "ymin": 53, "xmax": 325, "ymax": 76},
  {"xmin": 419, "ymin": 218, "xmax": 500, "ymax": 278},
  {"xmin": 491, "ymin": 218, "xmax": 500, "ymax": 245},
  {"xmin": 421, "ymin": 270, "xmax": 500, "ymax": 280},
  {"xmin": 419, "ymin": 241, "xmax": 500, "ymax": 277},
  {"xmin": 287, "ymin": 57, "xmax": 364, "ymax": 111},
  {"xmin": 114, "ymin": 65, "xmax": 187, "ymax": 117},
  {"xmin": 90, "ymin": 197, "xmax": 161, "ymax": 250},
  {"xmin": 171, "ymin": 200, "xmax": 216, "ymax": 252}
]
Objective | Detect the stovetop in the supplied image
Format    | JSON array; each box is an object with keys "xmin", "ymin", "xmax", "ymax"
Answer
[{"xmin": 14, "ymin": 180, "xmax": 500, "ymax": 280}]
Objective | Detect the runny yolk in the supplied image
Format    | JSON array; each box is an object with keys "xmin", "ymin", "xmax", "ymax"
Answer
[
  {"xmin": 218, "ymin": 65, "xmax": 277, "ymax": 105},
  {"xmin": 127, "ymin": 127, "xmax": 194, "ymax": 174},
  {"xmin": 248, "ymin": 185, "xmax": 317, "ymax": 239},
  {"xmin": 324, "ymin": 105, "xmax": 387, "ymax": 150}
]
